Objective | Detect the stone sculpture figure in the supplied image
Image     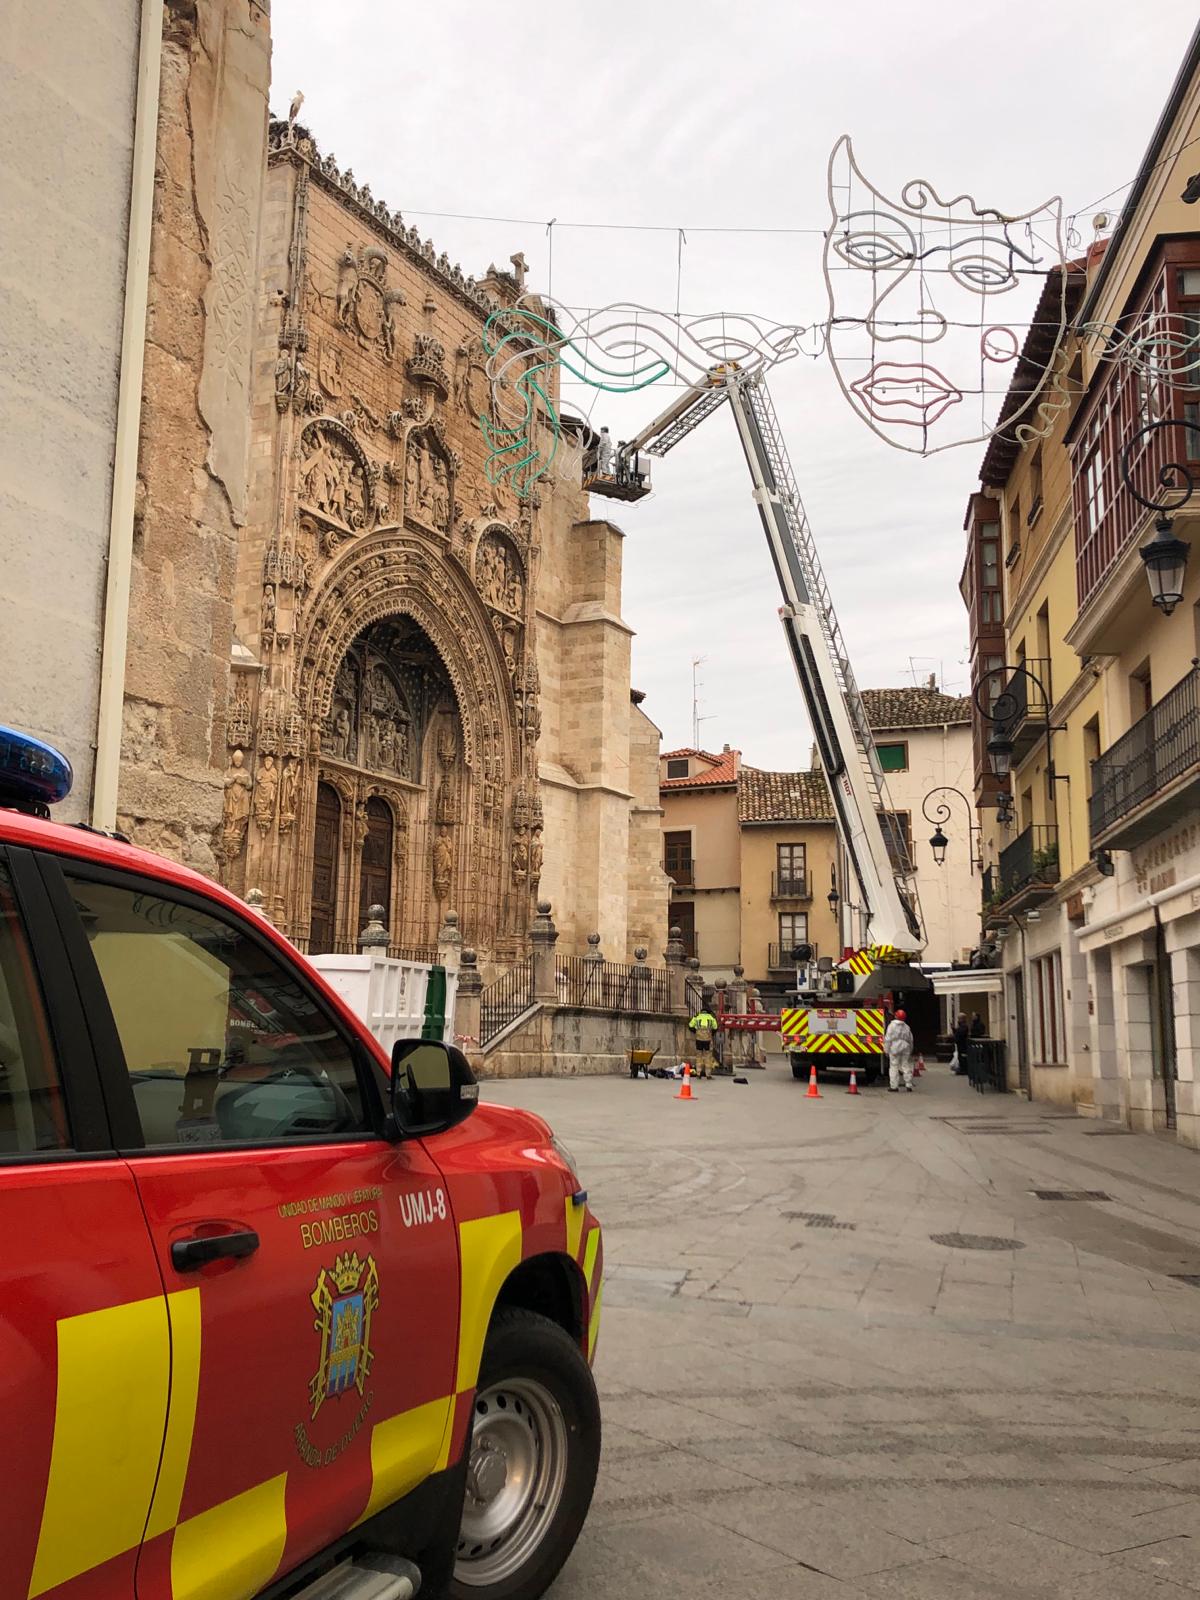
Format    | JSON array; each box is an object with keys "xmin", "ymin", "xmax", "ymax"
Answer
[
  {"xmin": 278, "ymin": 759, "xmax": 300, "ymax": 832},
  {"xmin": 221, "ymin": 749, "xmax": 252, "ymax": 857},
  {"xmin": 253, "ymin": 753, "xmax": 280, "ymax": 829},
  {"xmin": 433, "ymin": 832, "xmax": 453, "ymax": 897}
]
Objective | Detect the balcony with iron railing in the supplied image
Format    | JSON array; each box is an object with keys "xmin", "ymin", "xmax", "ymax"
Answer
[
  {"xmin": 768, "ymin": 942, "xmax": 818, "ymax": 973},
  {"xmin": 666, "ymin": 858, "xmax": 694, "ymax": 888},
  {"xmin": 770, "ymin": 871, "xmax": 811, "ymax": 901},
  {"xmin": 996, "ymin": 658, "xmax": 1052, "ymax": 765},
  {"xmin": 994, "ymin": 824, "xmax": 1059, "ymax": 911},
  {"xmin": 1089, "ymin": 664, "xmax": 1200, "ymax": 850}
]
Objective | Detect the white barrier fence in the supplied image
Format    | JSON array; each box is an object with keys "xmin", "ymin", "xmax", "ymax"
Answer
[{"xmin": 309, "ymin": 952, "xmax": 458, "ymax": 1055}]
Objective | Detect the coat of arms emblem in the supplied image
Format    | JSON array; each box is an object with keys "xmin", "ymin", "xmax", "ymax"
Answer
[{"xmin": 309, "ymin": 1251, "xmax": 380, "ymax": 1418}]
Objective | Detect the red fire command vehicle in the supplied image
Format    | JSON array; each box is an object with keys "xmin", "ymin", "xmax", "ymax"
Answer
[{"xmin": 0, "ymin": 727, "xmax": 602, "ymax": 1600}]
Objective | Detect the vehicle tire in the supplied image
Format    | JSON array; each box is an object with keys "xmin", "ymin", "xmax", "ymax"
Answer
[
  {"xmin": 450, "ymin": 1307, "xmax": 600, "ymax": 1600},
  {"xmin": 791, "ymin": 1060, "xmax": 806, "ymax": 1080}
]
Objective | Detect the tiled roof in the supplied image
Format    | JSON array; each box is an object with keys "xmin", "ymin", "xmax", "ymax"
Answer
[
  {"xmin": 738, "ymin": 767, "xmax": 833, "ymax": 824},
  {"xmin": 861, "ymin": 688, "xmax": 970, "ymax": 730},
  {"xmin": 660, "ymin": 748, "xmax": 739, "ymax": 790}
]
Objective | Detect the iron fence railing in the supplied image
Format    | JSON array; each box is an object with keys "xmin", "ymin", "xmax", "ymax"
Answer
[
  {"xmin": 480, "ymin": 957, "xmax": 534, "ymax": 1045},
  {"xmin": 684, "ymin": 974, "xmax": 707, "ymax": 1016},
  {"xmin": 556, "ymin": 956, "xmax": 670, "ymax": 1014},
  {"xmin": 770, "ymin": 872, "xmax": 810, "ymax": 899},
  {"xmin": 997, "ymin": 824, "xmax": 1059, "ymax": 900},
  {"xmin": 1089, "ymin": 665, "xmax": 1200, "ymax": 840},
  {"xmin": 768, "ymin": 943, "xmax": 818, "ymax": 972},
  {"xmin": 966, "ymin": 1038, "xmax": 1007, "ymax": 1093}
]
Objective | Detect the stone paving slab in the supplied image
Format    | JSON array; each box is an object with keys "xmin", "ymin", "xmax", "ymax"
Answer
[{"xmin": 483, "ymin": 1065, "xmax": 1200, "ymax": 1597}]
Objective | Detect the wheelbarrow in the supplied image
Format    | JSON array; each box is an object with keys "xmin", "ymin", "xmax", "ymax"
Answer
[{"xmin": 628, "ymin": 1046, "xmax": 658, "ymax": 1079}]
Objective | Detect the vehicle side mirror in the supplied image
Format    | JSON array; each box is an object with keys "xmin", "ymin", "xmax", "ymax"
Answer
[{"xmin": 389, "ymin": 1039, "xmax": 478, "ymax": 1137}]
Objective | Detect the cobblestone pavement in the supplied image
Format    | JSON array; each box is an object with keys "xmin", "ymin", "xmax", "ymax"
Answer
[{"xmin": 484, "ymin": 1058, "xmax": 1200, "ymax": 1598}]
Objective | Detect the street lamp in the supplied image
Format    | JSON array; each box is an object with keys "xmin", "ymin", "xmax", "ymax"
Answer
[
  {"xmin": 974, "ymin": 661, "xmax": 1064, "ymax": 786},
  {"xmin": 921, "ymin": 785, "xmax": 981, "ymax": 871},
  {"xmin": 1120, "ymin": 419, "xmax": 1193, "ymax": 615},
  {"xmin": 986, "ymin": 728, "xmax": 1014, "ymax": 781},
  {"xmin": 1140, "ymin": 517, "xmax": 1191, "ymax": 615}
]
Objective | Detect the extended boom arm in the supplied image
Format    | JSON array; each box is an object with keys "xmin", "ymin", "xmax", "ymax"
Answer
[{"xmin": 624, "ymin": 369, "xmax": 924, "ymax": 956}]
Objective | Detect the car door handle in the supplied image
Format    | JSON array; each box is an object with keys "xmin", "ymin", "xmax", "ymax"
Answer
[{"xmin": 171, "ymin": 1229, "xmax": 260, "ymax": 1272}]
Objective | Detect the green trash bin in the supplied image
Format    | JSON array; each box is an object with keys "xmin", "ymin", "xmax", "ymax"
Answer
[{"xmin": 421, "ymin": 964, "xmax": 448, "ymax": 1042}]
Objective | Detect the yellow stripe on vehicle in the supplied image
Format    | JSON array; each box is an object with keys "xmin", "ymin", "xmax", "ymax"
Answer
[
  {"xmin": 357, "ymin": 1396, "xmax": 455, "ymax": 1526},
  {"xmin": 565, "ymin": 1195, "xmax": 585, "ymax": 1262},
  {"xmin": 146, "ymin": 1289, "xmax": 202, "ymax": 1539},
  {"xmin": 170, "ymin": 1474, "xmax": 287, "ymax": 1600},
  {"xmin": 588, "ymin": 1284, "xmax": 603, "ymax": 1362},
  {"xmin": 582, "ymin": 1225, "xmax": 601, "ymax": 1291},
  {"xmin": 456, "ymin": 1212, "xmax": 522, "ymax": 1393},
  {"xmin": 29, "ymin": 1294, "xmax": 173, "ymax": 1598}
]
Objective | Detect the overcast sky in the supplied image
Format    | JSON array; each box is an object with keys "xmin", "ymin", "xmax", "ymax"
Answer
[{"xmin": 274, "ymin": 1, "xmax": 1197, "ymax": 768}]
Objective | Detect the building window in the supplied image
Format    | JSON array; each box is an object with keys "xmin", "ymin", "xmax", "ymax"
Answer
[
  {"xmin": 1028, "ymin": 447, "xmax": 1043, "ymax": 523},
  {"xmin": 1081, "ymin": 428, "xmax": 1107, "ymax": 535},
  {"xmin": 778, "ymin": 912, "xmax": 809, "ymax": 951},
  {"xmin": 1185, "ymin": 401, "xmax": 1200, "ymax": 462},
  {"xmin": 1031, "ymin": 951, "xmax": 1065, "ymax": 1064},
  {"xmin": 665, "ymin": 758, "xmax": 689, "ymax": 780},
  {"xmin": 776, "ymin": 843, "xmax": 807, "ymax": 896},
  {"xmin": 664, "ymin": 830, "xmax": 693, "ymax": 886},
  {"xmin": 877, "ymin": 742, "xmax": 908, "ymax": 773},
  {"xmin": 881, "ymin": 810, "xmax": 912, "ymax": 870}
]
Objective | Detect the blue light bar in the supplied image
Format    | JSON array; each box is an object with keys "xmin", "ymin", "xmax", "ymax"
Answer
[{"xmin": 0, "ymin": 726, "xmax": 73, "ymax": 810}]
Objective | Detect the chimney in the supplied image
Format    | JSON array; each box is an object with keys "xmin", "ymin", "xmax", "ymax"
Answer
[{"xmin": 927, "ymin": 672, "xmax": 937, "ymax": 690}]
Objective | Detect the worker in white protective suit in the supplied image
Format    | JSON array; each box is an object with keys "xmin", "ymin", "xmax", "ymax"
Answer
[{"xmin": 884, "ymin": 1008, "xmax": 915, "ymax": 1093}]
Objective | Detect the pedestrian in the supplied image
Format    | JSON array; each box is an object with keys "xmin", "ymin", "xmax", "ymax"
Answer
[
  {"xmin": 970, "ymin": 1011, "xmax": 986, "ymax": 1038},
  {"xmin": 595, "ymin": 426, "xmax": 614, "ymax": 476},
  {"xmin": 884, "ymin": 1008, "xmax": 915, "ymax": 1093},
  {"xmin": 688, "ymin": 1004, "xmax": 718, "ymax": 1080},
  {"xmin": 951, "ymin": 1012, "xmax": 970, "ymax": 1076}
]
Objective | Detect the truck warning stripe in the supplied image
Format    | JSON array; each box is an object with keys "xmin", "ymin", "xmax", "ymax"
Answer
[
  {"xmin": 170, "ymin": 1473, "xmax": 288, "ymax": 1600},
  {"xmin": 29, "ymin": 1292, "xmax": 185, "ymax": 1597}
]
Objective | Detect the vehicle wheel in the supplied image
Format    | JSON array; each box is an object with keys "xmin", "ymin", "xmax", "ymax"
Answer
[
  {"xmin": 791, "ymin": 1060, "xmax": 806, "ymax": 1080},
  {"xmin": 450, "ymin": 1307, "xmax": 600, "ymax": 1600}
]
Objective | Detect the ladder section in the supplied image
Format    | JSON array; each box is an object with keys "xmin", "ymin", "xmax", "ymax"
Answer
[
  {"xmin": 737, "ymin": 373, "xmax": 918, "ymax": 890},
  {"xmin": 642, "ymin": 385, "xmax": 728, "ymax": 457}
]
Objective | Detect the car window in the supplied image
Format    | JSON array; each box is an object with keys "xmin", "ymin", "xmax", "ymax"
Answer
[
  {"xmin": 0, "ymin": 861, "xmax": 70, "ymax": 1154},
  {"xmin": 63, "ymin": 874, "xmax": 369, "ymax": 1148}
]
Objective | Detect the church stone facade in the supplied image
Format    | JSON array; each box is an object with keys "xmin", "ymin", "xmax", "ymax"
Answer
[{"xmin": 207, "ymin": 119, "xmax": 667, "ymax": 967}]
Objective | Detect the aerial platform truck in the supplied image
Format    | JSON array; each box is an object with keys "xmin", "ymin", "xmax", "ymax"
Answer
[{"xmin": 585, "ymin": 365, "xmax": 934, "ymax": 1083}]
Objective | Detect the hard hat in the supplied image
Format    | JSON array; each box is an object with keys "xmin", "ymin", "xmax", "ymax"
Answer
[{"xmin": 894, "ymin": 1009, "xmax": 906, "ymax": 1021}]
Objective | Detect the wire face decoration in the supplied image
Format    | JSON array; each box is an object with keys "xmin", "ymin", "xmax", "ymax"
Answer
[
  {"xmin": 822, "ymin": 136, "xmax": 1070, "ymax": 455},
  {"xmin": 476, "ymin": 135, "xmax": 1200, "ymax": 491},
  {"xmin": 479, "ymin": 301, "xmax": 824, "ymax": 497}
]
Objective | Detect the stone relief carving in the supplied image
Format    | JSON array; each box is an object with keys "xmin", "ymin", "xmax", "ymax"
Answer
[
  {"xmin": 404, "ymin": 428, "xmax": 453, "ymax": 533},
  {"xmin": 227, "ymin": 678, "xmax": 253, "ymax": 748},
  {"xmin": 474, "ymin": 531, "xmax": 525, "ymax": 616},
  {"xmin": 253, "ymin": 753, "xmax": 280, "ymax": 830},
  {"xmin": 406, "ymin": 332, "xmax": 451, "ymax": 399},
  {"xmin": 221, "ymin": 749, "xmax": 252, "ymax": 858},
  {"xmin": 299, "ymin": 420, "xmax": 370, "ymax": 530},
  {"xmin": 336, "ymin": 243, "xmax": 405, "ymax": 359},
  {"xmin": 456, "ymin": 337, "xmax": 493, "ymax": 422},
  {"xmin": 318, "ymin": 341, "xmax": 344, "ymax": 396}
]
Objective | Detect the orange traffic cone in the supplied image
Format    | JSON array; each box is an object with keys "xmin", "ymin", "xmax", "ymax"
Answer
[
  {"xmin": 806, "ymin": 1064, "xmax": 822, "ymax": 1099},
  {"xmin": 675, "ymin": 1065, "xmax": 695, "ymax": 1101},
  {"xmin": 847, "ymin": 1070, "xmax": 859, "ymax": 1095}
]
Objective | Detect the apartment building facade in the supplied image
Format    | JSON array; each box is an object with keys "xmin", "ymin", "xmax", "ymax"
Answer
[{"xmin": 960, "ymin": 22, "xmax": 1200, "ymax": 1145}]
